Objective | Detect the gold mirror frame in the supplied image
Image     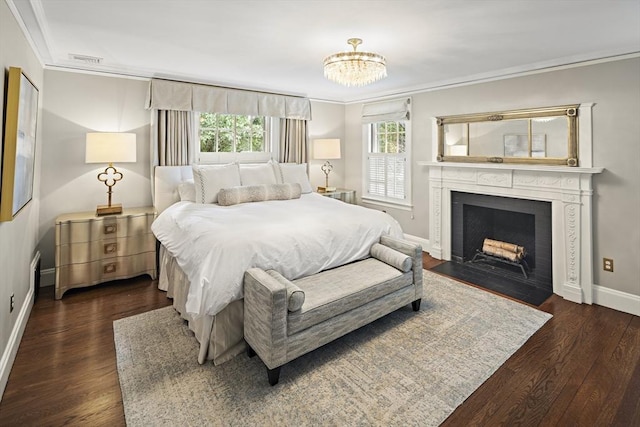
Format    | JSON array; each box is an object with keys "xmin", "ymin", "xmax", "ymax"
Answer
[{"xmin": 436, "ymin": 104, "xmax": 579, "ymax": 166}]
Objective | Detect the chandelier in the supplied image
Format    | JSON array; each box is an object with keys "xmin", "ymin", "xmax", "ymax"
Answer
[{"xmin": 323, "ymin": 38, "xmax": 387, "ymax": 87}]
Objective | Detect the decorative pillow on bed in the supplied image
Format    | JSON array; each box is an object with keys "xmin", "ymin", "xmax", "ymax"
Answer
[
  {"xmin": 217, "ymin": 183, "xmax": 302, "ymax": 206},
  {"xmin": 275, "ymin": 162, "xmax": 313, "ymax": 194},
  {"xmin": 239, "ymin": 163, "xmax": 278, "ymax": 186},
  {"xmin": 177, "ymin": 179, "xmax": 196, "ymax": 202},
  {"xmin": 192, "ymin": 163, "xmax": 241, "ymax": 204}
]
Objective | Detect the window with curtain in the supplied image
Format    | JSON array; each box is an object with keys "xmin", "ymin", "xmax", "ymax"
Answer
[
  {"xmin": 197, "ymin": 113, "xmax": 276, "ymax": 163},
  {"xmin": 362, "ymin": 98, "xmax": 412, "ymax": 207}
]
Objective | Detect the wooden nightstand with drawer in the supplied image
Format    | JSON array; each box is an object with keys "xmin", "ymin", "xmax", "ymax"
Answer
[{"xmin": 55, "ymin": 207, "xmax": 157, "ymax": 299}]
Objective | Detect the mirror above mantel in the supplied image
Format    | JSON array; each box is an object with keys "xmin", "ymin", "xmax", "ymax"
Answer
[{"xmin": 436, "ymin": 104, "xmax": 580, "ymax": 167}]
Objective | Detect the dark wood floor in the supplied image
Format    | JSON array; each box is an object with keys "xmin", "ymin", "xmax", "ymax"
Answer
[{"xmin": 1, "ymin": 254, "xmax": 639, "ymax": 426}]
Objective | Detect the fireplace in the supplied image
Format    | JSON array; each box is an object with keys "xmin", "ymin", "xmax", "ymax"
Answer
[
  {"xmin": 424, "ymin": 161, "xmax": 602, "ymax": 305},
  {"xmin": 440, "ymin": 191, "xmax": 553, "ymax": 304}
]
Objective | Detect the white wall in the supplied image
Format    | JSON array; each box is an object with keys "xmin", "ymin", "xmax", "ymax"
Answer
[
  {"xmin": 38, "ymin": 70, "xmax": 152, "ymax": 271},
  {"xmin": 345, "ymin": 58, "xmax": 640, "ymax": 298},
  {"xmin": 0, "ymin": 0, "xmax": 44, "ymax": 398}
]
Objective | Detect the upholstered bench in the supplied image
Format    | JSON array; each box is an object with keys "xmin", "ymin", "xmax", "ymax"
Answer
[{"xmin": 243, "ymin": 235, "xmax": 423, "ymax": 385}]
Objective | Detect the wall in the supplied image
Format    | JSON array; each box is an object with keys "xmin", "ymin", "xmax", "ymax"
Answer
[
  {"xmin": 345, "ymin": 57, "xmax": 640, "ymax": 301},
  {"xmin": 308, "ymin": 101, "xmax": 346, "ymax": 190},
  {"xmin": 38, "ymin": 70, "xmax": 152, "ymax": 272},
  {"xmin": 0, "ymin": 0, "xmax": 44, "ymax": 397}
]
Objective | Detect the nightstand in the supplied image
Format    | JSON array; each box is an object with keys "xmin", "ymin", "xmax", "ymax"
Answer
[
  {"xmin": 318, "ymin": 188, "xmax": 356, "ymax": 204},
  {"xmin": 55, "ymin": 207, "xmax": 157, "ymax": 299}
]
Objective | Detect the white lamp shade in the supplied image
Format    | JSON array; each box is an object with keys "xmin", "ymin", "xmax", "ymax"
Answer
[
  {"xmin": 313, "ymin": 138, "xmax": 341, "ymax": 160},
  {"xmin": 85, "ymin": 132, "xmax": 137, "ymax": 163}
]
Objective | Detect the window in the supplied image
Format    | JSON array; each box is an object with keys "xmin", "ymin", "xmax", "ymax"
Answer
[
  {"xmin": 364, "ymin": 119, "xmax": 411, "ymax": 206},
  {"xmin": 199, "ymin": 113, "xmax": 267, "ymax": 153},
  {"xmin": 361, "ymin": 97, "xmax": 411, "ymax": 208},
  {"xmin": 197, "ymin": 113, "xmax": 275, "ymax": 163}
]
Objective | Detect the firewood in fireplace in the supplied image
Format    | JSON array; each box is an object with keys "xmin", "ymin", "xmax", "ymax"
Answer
[{"xmin": 482, "ymin": 238, "xmax": 526, "ymax": 262}]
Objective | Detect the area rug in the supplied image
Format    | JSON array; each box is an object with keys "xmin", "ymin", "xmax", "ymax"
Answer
[{"xmin": 114, "ymin": 270, "xmax": 551, "ymax": 426}]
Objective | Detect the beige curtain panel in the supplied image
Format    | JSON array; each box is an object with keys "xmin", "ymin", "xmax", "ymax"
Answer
[
  {"xmin": 279, "ymin": 118, "xmax": 308, "ymax": 164},
  {"xmin": 155, "ymin": 109, "xmax": 194, "ymax": 166},
  {"xmin": 146, "ymin": 79, "xmax": 312, "ymax": 120}
]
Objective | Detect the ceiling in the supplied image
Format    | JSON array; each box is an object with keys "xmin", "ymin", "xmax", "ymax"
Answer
[{"xmin": 8, "ymin": 0, "xmax": 640, "ymax": 103}]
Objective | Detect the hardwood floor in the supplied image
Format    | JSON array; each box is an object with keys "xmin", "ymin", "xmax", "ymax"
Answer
[
  {"xmin": 1, "ymin": 255, "xmax": 638, "ymax": 426},
  {"xmin": 0, "ymin": 278, "xmax": 171, "ymax": 426}
]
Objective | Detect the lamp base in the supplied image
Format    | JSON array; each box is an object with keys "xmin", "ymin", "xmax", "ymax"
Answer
[
  {"xmin": 317, "ymin": 186, "xmax": 337, "ymax": 193},
  {"xmin": 96, "ymin": 203, "xmax": 122, "ymax": 216}
]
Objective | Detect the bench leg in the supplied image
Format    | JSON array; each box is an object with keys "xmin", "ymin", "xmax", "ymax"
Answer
[
  {"xmin": 247, "ymin": 345, "xmax": 256, "ymax": 358},
  {"xmin": 267, "ymin": 366, "xmax": 281, "ymax": 386},
  {"xmin": 412, "ymin": 299, "xmax": 421, "ymax": 311}
]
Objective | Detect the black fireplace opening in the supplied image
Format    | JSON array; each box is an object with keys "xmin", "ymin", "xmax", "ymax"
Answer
[{"xmin": 433, "ymin": 191, "xmax": 553, "ymax": 306}]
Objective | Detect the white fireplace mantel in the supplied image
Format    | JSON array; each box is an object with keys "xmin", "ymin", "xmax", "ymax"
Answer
[{"xmin": 419, "ymin": 161, "xmax": 603, "ymax": 304}]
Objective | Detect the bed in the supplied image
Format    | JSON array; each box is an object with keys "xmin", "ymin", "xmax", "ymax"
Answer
[{"xmin": 152, "ymin": 163, "xmax": 403, "ymax": 364}]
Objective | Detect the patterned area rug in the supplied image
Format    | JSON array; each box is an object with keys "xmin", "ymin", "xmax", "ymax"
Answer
[{"xmin": 114, "ymin": 270, "xmax": 551, "ymax": 426}]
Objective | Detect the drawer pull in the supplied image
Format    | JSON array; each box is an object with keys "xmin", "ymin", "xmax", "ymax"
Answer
[
  {"xmin": 104, "ymin": 243, "xmax": 117, "ymax": 254},
  {"xmin": 103, "ymin": 263, "xmax": 117, "ymax": 274},
  {"xmin": 104, "ymin": 224, "xmax": 117, "ymax": 234}
]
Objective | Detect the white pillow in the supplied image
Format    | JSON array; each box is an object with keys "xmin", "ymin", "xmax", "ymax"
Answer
[
  {"xmin": 177, "ymin": 179, "xmax": 196, "ymax": 202},
  {"xmin": 239, "ymin": 163, "xmax": 277, "ymax": 186},
  {"xmin": 192, "ymin": 163, "xmax": 241, "ymax": 204},
  {"xmin": 269, "ymin": 159, "xmax": 283, "ymax": 184},
  {"xmin": 278, "ymin": 163, "xmax": 312, "ymax": 194}
]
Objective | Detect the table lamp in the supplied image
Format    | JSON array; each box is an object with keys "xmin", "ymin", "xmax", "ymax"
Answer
[
  {"xmin": 85, "ymin": 132, "xmax": 136, "ymax": 216},
  {"xmin": 313, "ymin": 138, "xmax": 341, "ymax": 192}
]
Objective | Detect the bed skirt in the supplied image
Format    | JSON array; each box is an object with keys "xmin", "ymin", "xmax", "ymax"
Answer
[{"xmin": 158, "ymin": 245, "xmax": 246, "ymax": 365}]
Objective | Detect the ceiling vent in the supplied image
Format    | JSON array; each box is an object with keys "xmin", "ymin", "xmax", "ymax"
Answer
[{"xmin": 68, "ymin": 54, "xmax": 103, "ymax": 64}]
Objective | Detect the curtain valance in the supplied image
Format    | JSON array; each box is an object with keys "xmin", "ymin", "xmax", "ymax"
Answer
[
  {"xmin": 146, "ymin": 79, "xmax": 311, "ymax": 120},
  {"xmin": 361, "ymin": 97, "xmax": 411, "ymax": 124}
]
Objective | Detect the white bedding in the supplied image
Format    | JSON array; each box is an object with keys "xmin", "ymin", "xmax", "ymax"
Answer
[{"xmin": 151, "ymin": 193, "xmax": 403, "ymax": 317}]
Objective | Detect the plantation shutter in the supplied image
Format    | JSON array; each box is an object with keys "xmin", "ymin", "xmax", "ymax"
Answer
[
  {"xmin": 367, "ymin": 155, "xmax": 386, "ymax": 197},
  {"xmin": 367, "ymin": 155, "xmax": 406, "ymax": 200}
]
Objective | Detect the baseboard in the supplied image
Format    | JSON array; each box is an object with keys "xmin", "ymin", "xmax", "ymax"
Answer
[
  {"xmin": 403, "ymin": 234, "xmax": 430, "ymax": 253},
  {"xmin": 562, "ymin": 283, "xmax": 584, "ymax": 304},
  {"xmin": 40, "ymin": 268, "xmax": 55, "ymax": 287},
  {"xmin": 593, "ymin": 285, "xmax": 640, "ymax": 317},
  {"xmin": 0, "ymin": 287, "xmax": 34, "ymax": 401}
]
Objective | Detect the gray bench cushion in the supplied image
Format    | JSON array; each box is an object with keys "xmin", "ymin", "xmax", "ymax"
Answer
[{"xmin": 288, "ymin": 258, "xmax": 412, "ymax": 335}]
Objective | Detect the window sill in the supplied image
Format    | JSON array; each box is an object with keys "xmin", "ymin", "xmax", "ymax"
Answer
[{"xmin": 361, "ymin": 197, "xmax": 413, "ymax": 212}]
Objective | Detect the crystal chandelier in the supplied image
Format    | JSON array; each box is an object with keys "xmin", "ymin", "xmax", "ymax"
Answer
[{"xmin": 323, "ymin": 38, "xmax": 387, "ymax": 87}]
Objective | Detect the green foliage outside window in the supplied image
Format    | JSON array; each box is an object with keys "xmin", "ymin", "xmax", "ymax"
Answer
[
  {"xmin": 373, "ymin": 121, "xmax": 406, "ymax": 154},
  {"xmin": 200, "ymin": 113, "xmax": 266, "ymax": 153}
]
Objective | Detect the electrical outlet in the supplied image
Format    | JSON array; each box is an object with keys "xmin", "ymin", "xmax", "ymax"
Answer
[
  {"xmin": 603, "ymin": 258, "xmax": 614, "ymax": 272},
  {"xmin": 10, "ymin": 293, "xmax": 14, "ymax": 313}
]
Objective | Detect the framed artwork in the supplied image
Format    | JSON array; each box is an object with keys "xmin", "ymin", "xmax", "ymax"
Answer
[
  {"xmin": 504, "ymin": 134, "xmax": 546, "ymax": 158},
  {"xmin": 1, "ymin": 67, "xmax": 39, "ymax": 221}
]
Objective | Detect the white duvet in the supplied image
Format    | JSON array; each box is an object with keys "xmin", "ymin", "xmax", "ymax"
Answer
[{"xmin": 151, "ymin": 193, "xmax": 403, "ymax": 317}]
